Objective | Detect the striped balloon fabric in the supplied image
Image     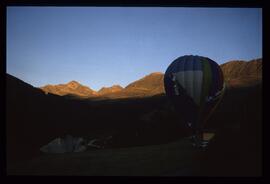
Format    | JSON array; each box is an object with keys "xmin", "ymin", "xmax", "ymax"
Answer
[{"xmin": 164, "ymin": 55, "xmax": 225, "ymax": 128}]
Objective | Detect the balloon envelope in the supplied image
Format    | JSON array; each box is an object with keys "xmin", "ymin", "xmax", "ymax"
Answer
[{"xmin": 164, "ymin": 55, "xmax": 225, "ymax": 129}]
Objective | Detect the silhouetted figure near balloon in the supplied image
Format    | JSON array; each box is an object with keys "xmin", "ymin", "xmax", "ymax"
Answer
[{"xmin": 164, "ymin": 55, "xmax": 225, "ymax": 148}]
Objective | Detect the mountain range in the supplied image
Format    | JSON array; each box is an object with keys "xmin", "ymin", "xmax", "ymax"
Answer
[
  {"xmin": 39, "ymin": 58, "xmax": 262, "ymax": 99},
  {"xmin": 98, "ymin": 85, "xmax": 123, "ymax": 95},
  {"xmin": 220, "ymin": 58, "xmax": 262, "ymax": 87},
  {"xmin": 40, "ymin": 72, "xmax": 165, "ymax": 99},
  {"xmin": 40, "ymin": 81, "xmax": 97, "ymax": 97}
]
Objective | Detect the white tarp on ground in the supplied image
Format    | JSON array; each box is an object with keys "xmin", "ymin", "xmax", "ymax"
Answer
[{"xmin": 40, "ymin": 135, "xmax": 87, "ymax": 153}]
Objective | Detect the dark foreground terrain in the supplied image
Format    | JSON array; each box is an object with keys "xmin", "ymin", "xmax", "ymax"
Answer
[{"xmin": 6, "ymin": 74, "xmax": 261, "ymax": 176}]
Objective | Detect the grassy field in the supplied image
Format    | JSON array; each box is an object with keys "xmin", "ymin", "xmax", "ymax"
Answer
[{"xmin": 8, "ymin": 137, "xmax": 206, "ymax": 176}]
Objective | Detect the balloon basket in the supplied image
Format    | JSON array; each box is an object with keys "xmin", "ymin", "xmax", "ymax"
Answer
[
  {"xmin": 202, "ymin": 132, "xmax": 215, "ymax": 142},
  {"xmin": 190, "ymin": 131, "xmax": 215, "ymax": 149}
]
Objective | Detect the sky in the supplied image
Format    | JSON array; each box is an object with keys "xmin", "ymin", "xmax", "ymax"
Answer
[{"xmin": 7, "ymin": 7, "xmax": 262, "ymax": 91}]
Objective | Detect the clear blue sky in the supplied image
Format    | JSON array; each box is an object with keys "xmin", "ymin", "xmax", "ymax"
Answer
[{"xmin": 7, "ymin": 7, "xmax": 262, "ymax": 91}]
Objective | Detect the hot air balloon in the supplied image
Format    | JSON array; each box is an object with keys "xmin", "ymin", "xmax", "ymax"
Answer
[{"xmin": 164, "ymin": 55, "xmax": 225, "ymax": 147}]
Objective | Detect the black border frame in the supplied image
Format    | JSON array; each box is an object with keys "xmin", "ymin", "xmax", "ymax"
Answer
[{"xmin": 1, "ymin": 0, "xmax": 266, "ymax": 183}]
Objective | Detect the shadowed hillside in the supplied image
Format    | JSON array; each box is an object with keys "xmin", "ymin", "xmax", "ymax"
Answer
[
  {"xmin": 6, "ymin": 58, "xmax": 262, "ymax": 175},
  {"xmin": 6, "ymin": 73, "xmax": 262, "ymax": 176},
  {"xmin": 6, "ymin": 73, "xmax": 187, "ymax": 167},
  {"xmin": 199, "ymin": 82, "xmax": 262, "ymax": 176}
]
